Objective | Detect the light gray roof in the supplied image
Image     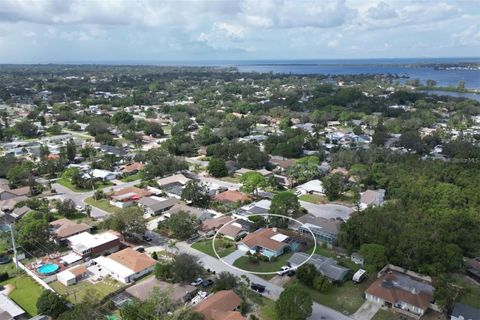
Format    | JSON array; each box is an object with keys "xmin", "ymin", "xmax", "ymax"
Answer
[
  {"xmin": 451, "ymin": 303, "xmax": 480, "ymax": 320},
  {"xmin": 290, "ymin": 214, "xmax": 342, "ymax": 236},
  {"xmin": 289, "ymin": 252, "xmax": 350, "ymax": 282}
]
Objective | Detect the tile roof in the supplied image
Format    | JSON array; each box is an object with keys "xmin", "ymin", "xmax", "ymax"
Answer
[
  {"xmin": 239, "ymin": 228, "xmax": 289, "ymax": 252},
  {"xmin": 109, "ymin": 248, "xmax": 156, "ymax": 273},
  {"xmin": 50, "ymin": 218, "xmax": 91, "ymax": 239},
  {"xmin": 213, "ymin": 190, "xmax": 250, "ymax": 203},
  {"xmin": 194, "ymin": 290, "xmax": 244, "ymax": 320},
  {"xmin": 112, "ymin": 186, "xmax": 152, "ymax": 198},
  {"xmin": 121, "ymin": 162, "xmax": 145, "ymax": 173},
  {"xmin": 365, "ymin": 270, "xmax": 434, "ymax": 311}
]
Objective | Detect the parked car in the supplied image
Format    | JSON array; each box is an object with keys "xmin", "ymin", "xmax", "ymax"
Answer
[
  {"xmin": 250, "ymin": 283, "xmax": 266, "ymax": 293},
  {"xmin": 186, "ymin": 234, "xmax": 201, "ymax": 244},
  {"xmin": 277, "ymin": 266, "xmax": 291, "ymax": 276},
  {"xmin": 202, "ymin": 279, "xmax": 214, "ymax": 287},
  {"xmin": 142, "ymin": 235, "xmax": 153, "ymax": 242},
  {"xmin": 76, "ymin": 205, "xmax": 84, "ymax": 211},
  {"xmin": 287, "ymin": 269, "xmax": 296, "ymax": 277},
  {"xmin": 135, "ymin": 246, "xmax": 145, "ymax": 253},
  {"xmin": 190, "ymin": 278, "xmax": 203, "ymax": 286}
]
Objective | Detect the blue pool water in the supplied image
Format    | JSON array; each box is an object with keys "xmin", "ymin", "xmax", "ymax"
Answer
[{"xmin": 37, "ymin": 263, "xmax": 59, "ymax": 275}]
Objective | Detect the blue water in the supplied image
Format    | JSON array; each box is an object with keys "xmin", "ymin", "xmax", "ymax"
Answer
[{"xmin": 38, "ymin": 263, "xmax": 59, "ymax": 274}]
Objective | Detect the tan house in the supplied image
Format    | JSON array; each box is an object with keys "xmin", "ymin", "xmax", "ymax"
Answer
[
  {"xmin": 49, "ymin": 218, "xmax": 92, "ymax": 244},
  {"xmin": 194, "ymin": 290, "xmax": 245, "ymax": 320}
]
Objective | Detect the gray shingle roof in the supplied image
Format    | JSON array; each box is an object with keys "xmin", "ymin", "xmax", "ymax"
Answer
[
  {"xmin": 289, "ymin": 252, "xmax": 350, "ymax": 282},
  {"xmin": 451, "ymin": 303, "xmax": 480, "ymax": 320}
]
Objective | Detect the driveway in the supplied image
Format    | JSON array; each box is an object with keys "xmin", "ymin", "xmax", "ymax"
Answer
[
  {"xmin": 176, "ymin": 241, "xmax": 351, "ymax": 320},
  {"xmin": 221, "ymin": 249, "xmax": 245, "ymax": 265},
  {"xmin": 351, "ymin": 301, "xmax": 381, "ymax": 320}
]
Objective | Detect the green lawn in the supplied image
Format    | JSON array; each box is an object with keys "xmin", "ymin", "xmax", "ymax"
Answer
[
  {"xmin": 50, "ymin": 279, "xmax": 124, "ymax": 304},
  {"xmin": 451, "ymin": 274, "xmax": 480, "ymax": 308},
  {"xmin": 285, "ymin": 277, "xmax": 373, "ymax": 315},
  {"xmin": 0, "ymin": 275, "xmax": 45, "ymax": 316},
  {"xmin": 372, "ymin": 309, "xmax": 397, "ymax": 320},
  {"xmin": 246, "ymin": 291, "xmax": 277, "ymax": 320},
  {"xmin": 57, "ymin": 178, "xmax": 113, "ymax": 193},
  {"xmin": 299, "ymin": 194, "xmax": 328, "ymax": 204},
  {"xmin": 120, "ymin": 172, "xmax": 142, "ymax": 182},
  {"xmin": 84, "ymin": 197, "xmax": 121, "ymax": 214},
  {"xmin": 233, "ymin": 253, "xmax": 293, "ymax": 280},
  {"xmin": 191, "ymin": 239, "xmax": 237, "ymax": 258}
]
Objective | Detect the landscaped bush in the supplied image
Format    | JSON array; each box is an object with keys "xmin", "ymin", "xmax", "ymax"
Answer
[
  {"xmin": 248, "ymin": 255, "xmax": 259, "ymax": 264},
  {"xmin": 0, "ymin": 272, "xmax": 9, "ymax": 281}
]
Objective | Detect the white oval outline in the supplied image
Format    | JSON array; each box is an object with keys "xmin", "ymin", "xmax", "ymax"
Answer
[{"xmin": 212, "ymin": 213, "xmax": 317, "ymax": 275}]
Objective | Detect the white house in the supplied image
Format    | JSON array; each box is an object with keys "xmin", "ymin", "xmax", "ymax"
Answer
[
  {"xmin": 92, "ymin": 248, "xmax": 156, "ymax": 284},
  {"xmin": 89, "ymin": 169, "xmax": 118, "ymax": 181},
  {"xmin": 295, "ymin": 179, "xmax": 324, "ymax": 195}
]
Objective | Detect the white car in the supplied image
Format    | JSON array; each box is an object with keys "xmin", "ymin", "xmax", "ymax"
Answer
[
  {"xmin": 190, "ymin": 278, "xmax": 204, "ymax": 286},
  {"xmin": 277, "ymin": 266, "xmax": 291, "ymax": 276},
  {"xmin": 76, "ymin": 205, "xmax": 84, "ymax": 211}
]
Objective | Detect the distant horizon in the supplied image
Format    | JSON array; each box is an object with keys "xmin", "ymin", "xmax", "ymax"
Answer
[{"xmin": 2, "ymin": 56, "xmax": 480, "ymax": 66}]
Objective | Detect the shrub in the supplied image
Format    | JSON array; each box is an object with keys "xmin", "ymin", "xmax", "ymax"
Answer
[{"xmin": 0, "ymin": 272, "xmax": 8, "ymax": 282}]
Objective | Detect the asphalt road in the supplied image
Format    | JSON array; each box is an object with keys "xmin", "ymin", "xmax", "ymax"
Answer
[
  {"xmin": 51, "ymin": 179, "xmax": 141, "ymax": 220},
  {"xmin": 175, "ymin": 241, "xmax": 352, "ymax": 320}
]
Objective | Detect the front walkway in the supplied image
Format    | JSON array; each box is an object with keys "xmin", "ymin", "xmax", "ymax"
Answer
[
  {"xmin": 222, "ymin": 249, "xmax": 245, "ymax": 265},
  {"xmin": 351, "ymin": 301, "xmax": 381, "ymax": 320}
]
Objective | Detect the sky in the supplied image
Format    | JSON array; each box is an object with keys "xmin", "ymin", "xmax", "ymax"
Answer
[{"xmin": 0, "ymin": 0, "xmax": 479, "ymax": 63}]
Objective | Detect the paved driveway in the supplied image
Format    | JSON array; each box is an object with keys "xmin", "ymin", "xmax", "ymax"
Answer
[
  {"xmin": 222, "ymin": 249, "xmax": 245, "ymax": 265},
  {"xmin": 177, "ymin": 241, "xmax": 352, "ymax": 320},
  {"xmin": 351, "ymin": 301, "xmax": 381, "ymax": 320}
]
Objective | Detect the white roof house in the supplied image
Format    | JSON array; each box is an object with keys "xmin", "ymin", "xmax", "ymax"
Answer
[
  {"xmin": 67, "ymin": 231, "xmax": 119, "ymax": 256},
  {"xmin": 0, "ymin": 293, "xmax": 25, "ymax": 319},
  {"xmin": 89, "ymin": 169, "xmax": 118, "ymax": 181},
  {"xmin": 296, "ymin": 179, "xmax": 324, "ymax": 195}
]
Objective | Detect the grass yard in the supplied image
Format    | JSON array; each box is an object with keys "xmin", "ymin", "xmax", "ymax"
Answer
[
  {"xmin": 285, "ymin": 277, "xmax": 373, "ymax": 315},
  {"xmin": 57, "ymin": 178, "xmax": 113, "ymax": 193},
  {"xmin": 451, "ymin": 274, "xmax": 480, "ymax": 308},
  {"xmin": 50, "ymin": 279, "xmax": 123, "ymax": 304},
  {"xmin": 120, "ymin": 172, "xmax": 142, "ymax": 182},
  {"xmin": 371, "ymin": 309, "xmax": 397, "ymax": 320},
  {"xmin": 299, "ymin": 194, "xmax": 328, "ymax": 204},
  {"xmin": 246, "ymin": 291, "xmax": 277, "ymax": 320},
  {"xmin": 191, "ymin": 239, "xmax": 237, "ymax": 258},
  {"xmin": 84, "ymin": 197, "xmax": 121, "ymax": 214},
  {"xmin": 233, "ymin": 253, "xmax": 293, "ymax": 280},
  {"xmin": 0, "ymin": 275, "xmax": 45, "ymax": 316}
]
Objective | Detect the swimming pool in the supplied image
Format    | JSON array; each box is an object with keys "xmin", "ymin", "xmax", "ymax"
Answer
[{"xmin": 37, "ymin": 263, "xmax": 59, "ymax": 275}]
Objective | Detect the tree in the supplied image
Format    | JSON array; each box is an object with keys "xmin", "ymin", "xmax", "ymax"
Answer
[
  {"xmin": 208, "ymin": 158, "xmax": 228, "ymax": 178},
  {"xmin": 240, "ymin": 172, "xmax": 266, "ymax": 196},
  {"xmin": 112, "ymin": 110, "xmax": 134, "ymax": 125},
  {"xmin": 173, "ymin": 253, "xmax": 202, "ymax": 283},
  {"xmin": 102, "ymin": 207, "xmax": 146, "ymax": 238},
  {"xmin": 55, "ymin": 199, "xmax": 78, "ymax": 218},
  {"xmin": 237, "ymin": 144, "xmax": 269, "ymax": 169},
  {"xmin": 322, "ymin": 173, "xmax": 345, "ymax": 201},
  {"xmin": 296, "ymin": 263, "xmax": 317, "ymax": 286},
  {"xmin": 371, "ymin": 121, "xmax": 389, "ymax": 146},
  {"xmin": 36, "ymin": 291, "xmax": 68, "ymax": 319},
  {"xmin": 86, "ymin": 119, "xmax": 109, "ymax": 136},
  {"xmin": 142, "ymin": 148, "xmax": 188, "ymax": 180},
  {"xmin": 275, "ymin": 284, "xmax": 312, "ymax": 320},
  {"xmin": 162, "ymin": 210, "xmax": 198, "ymax": 240},
  {"xmin": 181, "ymin": 180, "xmax": 210, "ymax": 208},
  {"xmin": 269, "ymin": 191, "xmax": 301, "ymax": 217},
  {"xmin": 313, "ymin": 275, "xmax": 332, "ymax": 292},
  {"xmin": 286, "ymin": 156, "xmax": 321, "ymax": 186},
  {"xmin": 47, "ymin": 123, "xmax": 62, "ymax": 135},
  {"xmin": 14, "ymin": 120, "xmax": 38, "ymax": 137},
  {"xmin": 213, "ymin": 272, "xmax": 238, "ymax": 291},
  {"xmin": 359, "ymin": 243, "xmax": 388, "ymax": 272},
  {"xmin": 66, "ymin": 138, "xmax": 77, "ymax": 161},
  {"xmin": 16, "ymin": 213, "xmax": 50, "ymax": 251},
  {"xmin": 155, "ymin": 261, "xmax": 174, "ymax": 281}
]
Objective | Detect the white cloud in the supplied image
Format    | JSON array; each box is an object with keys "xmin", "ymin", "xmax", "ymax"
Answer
[
  {"xmin": 367, "ymin": 1, "xmax": 398, "ymax": 19},
  {"xmin": 453, "ymin": 24, "xmax": 480, "ymax": 46},
  {"xmin": 197, "ymin": 22, "xmax": 250, "ymax": 51}
]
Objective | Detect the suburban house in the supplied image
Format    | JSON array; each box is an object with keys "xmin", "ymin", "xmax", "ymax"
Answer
[
  {"xmin": 213, "ymin": 190, "xmax": 250, "ymax": 204},
  {"xmin": 93, "ymin": 248, "xmax": 156, "ymax": 284},
  {"xmin": 109, "ymin": 186, "xmax": 152, "ymax": 208},
  {"xmin": 120, "ymin": 162, "xmax": 144, "ymax": 175},
  {"xmin": 238, "ymin": 228, "xmax": 291, "ymax": 259},
  {"xmin": 365, "ymin": 264, "xmax": 435, "ymax": 319},
  {"xmin": 156, "ymin": 173, "xmax": 191, "ymax": 198},
  {"xmin": 67, "ymin": 231, "xmax": 121, "ymax": 257},
  {"xmin": 138, "ymin": 197, "xmax": 178, "ymax": 216},
  {"xmin": 0, "ymin": 294, "xmax": 26, "ymax": 320},
  {"xmin": 49, "ymin": 218, "xmax": 92, "ymax": 244},
  {"xmin": 125, "ymin": 277, "xmax": 196, "ymax": 304},
  {"xmin": 56, "ymin": 265, "xmax": 89, "ymax": 286},
  {"xmin": 234, "ymin": 168, "xmax": 272, "ymax": 177},
  {"xmin": 360, "ymin": 189, "xmax": 386, "ymax": 210},
  {"xmin": 288, "ymin": 252, "xmax": 350, "ymax": 282},
  {"xmin": 289, "ymin": 214, "xmax": 342, "ymax": 248},
  {"xmin": 295, "ymin": 179, "xmax": 324, "ymax": 195},
  {"xmin": 0, "ymin": 185, "xmax": 30, "ymax": 200},
  {"xmin": 194, "ymin": 290, "xmax": 245, "ymax": 320},
  {"xmin": 219, "ymin": 222, "xmax": 248, "ymax": 241},
  {"xmin": 236, "ymin": 199, "xmax": 271, "ymax": 216},
  {"xmin": 166, "ymin": 203, "xmax": 214, "ymax": 221},
  {"xmin": 89, "ymin": 169, "xmax": 118, "ymax": 181},
  {"xmin": 9, "ymin": 205, "xmax": 32, "ymax": 221},
  {"xmin": 450, "ymin": 303, "xmax": 480, "ymax": 320},
  {"xmin": 200, "ymin": 215, "xmax": 234, "ymax": 235}
]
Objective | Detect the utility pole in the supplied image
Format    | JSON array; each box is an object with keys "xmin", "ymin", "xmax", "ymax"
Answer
[{"xmin": 9, "ymin": 223, "xmax": 18, "ymax": 269}]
